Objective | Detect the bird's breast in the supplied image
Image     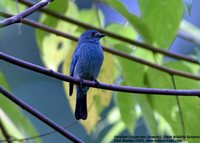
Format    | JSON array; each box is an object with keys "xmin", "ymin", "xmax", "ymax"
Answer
[{"xmin": 76, "ymin": 44, "xmax": 104, "ymax": 79}]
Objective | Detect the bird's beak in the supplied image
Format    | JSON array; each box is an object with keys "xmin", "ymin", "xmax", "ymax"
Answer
[{"xmin": 97, "ymin": 33, "xmax": 106, "ymax": 38}]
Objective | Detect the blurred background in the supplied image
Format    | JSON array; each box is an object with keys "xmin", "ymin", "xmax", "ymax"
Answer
[{"xmin": 0, "ymin": 0, "xmax": 200, "ymax": 142}]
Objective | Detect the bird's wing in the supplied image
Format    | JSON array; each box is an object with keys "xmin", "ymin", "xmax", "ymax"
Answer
[{"xmin": 69, "ymin": 46, "xmax": 80, "ymax": 96}]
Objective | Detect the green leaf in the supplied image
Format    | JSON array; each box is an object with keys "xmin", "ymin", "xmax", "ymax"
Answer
[
  {"xmin": 37, "ymin": 0, "xmax": 69, "ymax": 35},
  {"xmin": 106, "ymin": 23, "xmax": 136, "ymax": 38},
  {"xmin": 166, "ymin": 62, "xmax": 200, "ymax": 139},
  {"xmin": 101, "ymin": 121, "xmax": 126, "ymax": 143},
  {"xmin": 104, "ymin": 0, "xmax": 153, "ymax": 43},
  {"xmin": 105, "ymin": 23, "xmax": 137, "ymax": 56},
  {"xmin": 146, "ymin": 62, "xmax": 200, "ymax": 140},
  {"xmin": 116, "ymin": 52, "xmax": 154, "ymax": 134},
  {"xmin": 115, "ymin": 93, "xmax": 137, "ymax": 134},
  {"xmin": 139, "ymin": 0, "xmax": 184, "ymax": 48},
  {"xmin": 106, "ymin": 24, "xmax": 140, "ymax": 133},
  {"xmin": 165, "ymin": 61, "xmax": 196, "ymax": 74},
  {"xmin": 93, "ymin": 107, "xmax": 121, "ymax": 138},
  {"xmin": 76, "ymin": 9, "xmax": 105, "ymax": 33},
  {"xmin": 134, "ymin": 48, "xmax": 156, "ymax": 63},
  {"xmin": 36, "ymin": 0, "xmax": 73, "ymax": 71},
  {"xmin": 0, "ymin": 1, "xmax": 25, "ymax": 14},
  {"xmin": 0, "ymin": 71, "xmax": 42, "ymax": 143},
  {"xmin": 106, "ymin": 23, "xmax": 157, "ymax": 134},
  {"xmin": 135, "ymin": 95, "xmax": 158, "ymax": 135},
  {"xmin": 146, "ymin": 67, "xmax": 182, "ymax": 134},
  {"xmin": 120, "ymin": 59, "xmax": 157, "ymax": 135},
  {"xmin": 105, "ymin": 23, "xmax": 137, "ymax": 48}
]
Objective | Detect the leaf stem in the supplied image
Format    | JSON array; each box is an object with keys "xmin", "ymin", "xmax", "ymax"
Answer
[{"xmin": 171, "ymin": 75, "xmax": 186, "ymax": 140}]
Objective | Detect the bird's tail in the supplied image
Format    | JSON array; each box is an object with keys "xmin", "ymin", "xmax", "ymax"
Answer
[{"xmin": 75, "ymin": 86, "xmax": 88, "ymax": 120}]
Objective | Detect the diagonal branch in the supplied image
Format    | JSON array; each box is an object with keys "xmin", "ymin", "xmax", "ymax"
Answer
[
  {"xmin": 0, "ymin": 12, "xmax": 199, "ymax": 81},
  {"xmin": 17, "ymin": 0, "xmax": 200, "ymax": 65},
  {"xmin": 0, "ymin": 0, "xmax": 54, "ymax": 28},
  {"xmin": 0, "ymin": 121, "xmax": 78, "ymax": 142},
  {"xmin": 0, "ymin": 85, "xmax": 83, "ymax": 143},
  {"xmin": 0, "ymin": 52, "xmax": 200, "ymax": 96}
]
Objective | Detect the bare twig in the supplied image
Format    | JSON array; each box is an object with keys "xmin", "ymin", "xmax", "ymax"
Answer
[
  {"xmin": 0, "ymin": 52, "xmax": 200, "ymax": 96},
  {"xmin": 0, "ymin": 121, "xmax": 78, "ymax": 142},
  {"xmin": 0, "ymin": 85, "xmax": 83, "ymax": 143},
  {"xmin": 17, "ymin": 0, "xmax": 200, "ymax": 65},
  {"xmin": 0, "ymin": 0, "xmax": 54, "ymax": 28}
]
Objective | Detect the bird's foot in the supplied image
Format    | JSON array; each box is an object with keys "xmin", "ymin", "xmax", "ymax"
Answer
[
  {"xmin": 93, "ymin": 79, "xmax": 100, "ymax": 88},
  {"xmin": 79, "ymin": 78, "xmax": 83, "ymax": 87}
]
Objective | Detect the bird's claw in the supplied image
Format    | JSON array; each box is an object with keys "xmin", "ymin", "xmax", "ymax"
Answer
[
  {"xmin": 93, "ymin": 79, "xmax": 100, "ymax": 88},
  {"xmin": 79, "ymin": 78, "xmax": 83, "ymax": 87}
]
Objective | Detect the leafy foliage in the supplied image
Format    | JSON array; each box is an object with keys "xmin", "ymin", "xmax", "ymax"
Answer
[
  {"xmin": 1, "ymin": 0, "xmax": 200, "ymax": 142},
  {"xmin": 0, "ymin": 72, "xmax": 42, "ymax": 143},
  {"xmin": 105, "ymin": 0, "xmax": 153, "ymax": 43},
  {"xmin": 105, "ymin": 23, "xmax": 139, "ymax": 133},
  {"xmin": 0, "ymin": 0, "xmax": 25, "ymax": 14},
  {"xmin": 146, "ymin": 62, "xmax": 200, "ymax": 136},
  {"xmin": 36, "ymin": 0, "xmax": 71, "ymax": 71},
  {"xmin": 139, "ymin": 0, "xmax": 184, "ymax": 48},
  {"xmin": 105, "ymin": 0, "xmax": 184, "ymax": 48}
]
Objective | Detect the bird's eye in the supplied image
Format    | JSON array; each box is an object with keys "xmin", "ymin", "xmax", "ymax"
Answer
[{"xmin": 91, "ymin": 32, "xmax": 96, "ymax": 36}]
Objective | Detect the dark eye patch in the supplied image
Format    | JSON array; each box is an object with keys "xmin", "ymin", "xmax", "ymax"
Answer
[{"xmin": 91, "ymin": 32, "xmax": 96, "ymax": 36}]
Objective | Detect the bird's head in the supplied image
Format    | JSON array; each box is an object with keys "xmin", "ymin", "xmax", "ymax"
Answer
[{"xmin": 79, "ymin": 30, "xmax": 106, "ymax": 43}]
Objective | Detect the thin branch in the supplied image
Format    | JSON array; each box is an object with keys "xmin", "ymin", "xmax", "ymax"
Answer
[
  {"xmin": 0, "ymin": 52, "xmax": 200, "ymax": 96},
  {"xmin": 0, "ymin": 0, "xmax": 54, "ymax": 28},
  {"xmin": 0, "ymin": 12, "xmax": 200, "ymax": 81},
  {"xmin": 0, "ymin": 121, "xmax": 78, "ymax": 142},
  {"xmin": 0, "ymin": 86, "xmax": 83, "ymax": 143},
  {"xmin": 17, "ymin": 0, "xmax": 200, "ymax": 65},
  {"xmin": 0, "ymin": 101, "xmax": 99, "ymax": 143}
]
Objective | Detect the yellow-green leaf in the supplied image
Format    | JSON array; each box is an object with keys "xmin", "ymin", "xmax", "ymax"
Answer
[
  {"xmin": 36, "ymin": 1, "xmax": 77, "ymax": 71},
  {"xmin": 146, "ymin": 62, "xmax": 200, "ymax": 140},
  {"xmin": 139, "ymin": 0, "xmax": 184, "ymax": 48},
  {"xmin": 0, "ymin": 1, "xmax": 25, "ymax": 14},
  {"xmin": 104, "ymin": 0, "xmax": 153, "ymax": 43}
]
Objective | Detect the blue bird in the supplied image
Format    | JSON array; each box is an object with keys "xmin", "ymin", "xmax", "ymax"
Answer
[{"xmin": 69, "ymin": 30, "xmax": 105, "ymax": 120}]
